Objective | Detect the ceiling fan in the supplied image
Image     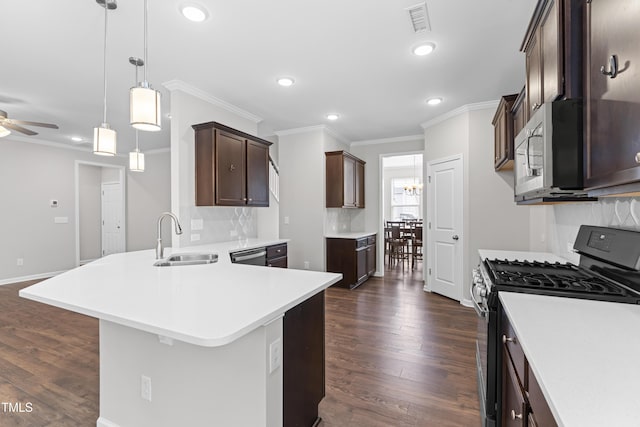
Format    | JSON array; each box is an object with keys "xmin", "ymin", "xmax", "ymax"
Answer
[{"xmin": 0, "ymin": 109, "xmax": 59, "ymax": 137}]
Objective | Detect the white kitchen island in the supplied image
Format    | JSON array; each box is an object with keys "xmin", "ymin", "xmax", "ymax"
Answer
[{"xmin": 20, "ymin": 239, "xmax": 341, "ymax": 427}]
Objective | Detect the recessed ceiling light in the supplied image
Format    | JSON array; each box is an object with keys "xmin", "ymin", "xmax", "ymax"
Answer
[
  {"xmin": 426, "ymin": 97, "xmax": 443, "ymax": 106},
  {"xmin": 71, "ymin": 136, "xmax": 83, "ymax": 142},
  {"xmin": 413, "ymin": 42, "xmax": 436, "ymax": 56},
  {"xmin": 181, "ymin": 4, "xmax": 208, "ymax": 22},
  {"xmin": 326, "ymin": 113, "xmax": 340, "ymax": 121},
  {"xmin": 277, "ymin": 77, "xmax": 295, "ymax": 87}
]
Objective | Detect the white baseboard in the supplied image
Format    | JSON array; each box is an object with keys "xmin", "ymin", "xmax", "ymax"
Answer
[
  {"xmin": 0, "ymin": 270, "xmax": 67, "ymax": 286},
  {"xmin": 97, "ymin": 417, "xmax": 121, "ymax": 427},
  {"xmin": 461, "ymin": 298, "xmax": 473, "ymax": 308}
]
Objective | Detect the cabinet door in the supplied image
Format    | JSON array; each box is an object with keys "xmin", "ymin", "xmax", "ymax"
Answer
[
  {"xmin": 195, "ymin": 127, "xmax": 214, "ymax": 206},
  {"xmin": 502, "ymin": 350, "xmax": 527, "ymax": 427},
  {"xmin": 366, "ymin": 243, "xmax": 376, "ymax": 276},
  {"xmin": 215, "ymin": 130, "xmax": 246, "ymax": 205},
  {"xmin": 540, "ymin": 0, "xmax": 562, "ymax": 103},
  {"xmin": 512, "ymin": 87, "xmax": 527, "ymax": 140},
  {"xmin": 356, "ymin": 247, "xmax": 367, "ymax": 284},
  {"xmin": 526, "ymin": 31, "xmax": 543, "ymax": 116},
  {"xmin": 343, "ymin": 156, "xmax": 356, "ymax": 207},
  {"xmin": 355, "ymin": 160, "xmax": 365, "ymax": 208},
  {"xmin": 246, "ymin": 139, "xmax": 269, "ymax": 206},
  {"xmin": 585, "ymin": 0, "xmax": 640, "ymax": 189}
]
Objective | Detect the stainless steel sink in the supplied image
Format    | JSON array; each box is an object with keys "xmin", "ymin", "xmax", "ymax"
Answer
[{"xmin": 153, "ymin": 253, "xmax": 218, "ymax": 267}]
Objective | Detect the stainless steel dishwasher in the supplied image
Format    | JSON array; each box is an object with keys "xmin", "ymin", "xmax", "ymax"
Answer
[{"xmin": 230, "ymin": 247, "xmax": 267, "ymax": 266}]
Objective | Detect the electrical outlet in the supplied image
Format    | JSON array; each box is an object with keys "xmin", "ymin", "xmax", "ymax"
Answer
[
  {"xmin": 190, "ymin": 233, "xmax": 201, "ymax": 242},
  {"xmin": 190, "ymin": 218, "xmax": 203, "ymax": 231},
  {"xmin": 16, "ymin": 258, "xmax": 24, "ymax": 266},
  {"xmin": 141, "ymin": 375, "xmax": 152, "ymax": 401},
  {"xmin": 284, "ymin": 216, "xmax": 290, "ymax": 225},
  {"xmin": 269, "ymin": 339, "xmax": 282, "ymax": 374},
  {"xmin": 304, "ymin": 261, "xmax": 310, "ymax": 270}
]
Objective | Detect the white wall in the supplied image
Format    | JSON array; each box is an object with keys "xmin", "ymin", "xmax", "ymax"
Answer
[
  {"xmin": 168, "ymin": 89, "xmax": 263, "ymax": 248},
  {"xmin": 127, "ymin": 151, "xmax": 172, "ymax": 251},
  {"xmin": 78, "ymin": 164, "xmax": 102, "ymax": 261},
  {"xmin": 0, "ymin": 138, "xmax": 171, "ymax": 283},
  {"xmin": 423, "ymin": 105, "xmax": 532, "ymax": 302},
  {"xmin": 278, "ymin": 128, "xmax": 326, "ymax": 270},
  {"xmin": 350, "ymin": 137, "xmax": 425, "ymax": 274}
]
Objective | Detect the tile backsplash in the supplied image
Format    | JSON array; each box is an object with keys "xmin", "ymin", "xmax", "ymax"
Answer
[
  {"xmin": 325, "ymin": 209, "xmax": 352, "ymax": 234},
  {"xmin": 180, "ymin": 206, "xmax": 257, "ymax": 246},
  {"xmin": 549, "ymin": 197, "xmax": 640, "ymax": 263}
]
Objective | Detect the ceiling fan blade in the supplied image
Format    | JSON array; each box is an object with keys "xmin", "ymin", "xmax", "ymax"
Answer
[
  {"xmin": 8, "ymin": 119, "xmax": 59, "ymax": 129},
  {"xmin": 2, "ymin": 122, "xmax": 38, "ymax": 136}
]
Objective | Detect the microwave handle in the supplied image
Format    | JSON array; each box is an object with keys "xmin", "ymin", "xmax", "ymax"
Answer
[{"xmin": 525, "ymin": 134, "xmax": 532, "ymax": 176}]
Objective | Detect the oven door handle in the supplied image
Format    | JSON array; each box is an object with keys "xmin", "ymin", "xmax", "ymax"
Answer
[{"xmin": 470, "ymin": 288, "xmax": 488, "ymax": 318}]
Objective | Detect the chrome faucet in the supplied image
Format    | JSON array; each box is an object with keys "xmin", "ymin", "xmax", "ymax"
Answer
[{"xmin": 156, "ymin": 212, "xmax": 183, "ymax": 259}]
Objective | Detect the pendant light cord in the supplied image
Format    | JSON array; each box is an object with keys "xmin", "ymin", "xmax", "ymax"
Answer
[
  {"xmin": 143, "ymin": 0, "xmax": 148, "ymax": 83},
  {"xmin": 102, "ymin": 1, "xmax": 109, "ymax": 124}
]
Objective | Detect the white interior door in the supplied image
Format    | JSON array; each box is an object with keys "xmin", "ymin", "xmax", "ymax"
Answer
[
  {"xmin": 102, "ymin": 182, "xmax": 125, "ymax": 256},
  {"xmin": 427, "ymin": 155, "xmax": 463, "ymax": 301}
]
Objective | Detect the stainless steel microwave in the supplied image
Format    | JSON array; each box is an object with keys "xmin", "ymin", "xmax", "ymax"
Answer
[{"xmin": 514, "ymin": 100, "xmax": 585, "ymax": 202}]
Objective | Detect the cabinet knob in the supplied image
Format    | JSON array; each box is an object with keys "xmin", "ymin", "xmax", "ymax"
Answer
[
  {"xmin": 531, "ymin": 103, "xmax": 540, "ymax": 112},
  {"xmin": 635, "ymin": 152, "xmax": 640, "ymax": 164},
  {"xmin": 248, "ymin": 198, "xmax": 252, "ymax": 202},
  {"xmin": 229, "ymin": 164, "xmax": 236, "ymax": 171},
  {"xmin": 600, "ymin": 55, "xmax": 619, "ymax": 79},
  {"xmin": 502, "ymin": 335, "xmax": 516, "ymax": 344},
  {"xmin": 510, "ymin": 410, "xmax": 523, "ymax": 420}
]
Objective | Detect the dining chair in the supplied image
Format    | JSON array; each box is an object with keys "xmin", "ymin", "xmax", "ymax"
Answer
[
  {"xmin": 389, "ymin": 223, "xmax": 409, "ymax": 268},
  {"xmin": 412, "ymin": 225, "xmax": 423, "ymax": 269}
]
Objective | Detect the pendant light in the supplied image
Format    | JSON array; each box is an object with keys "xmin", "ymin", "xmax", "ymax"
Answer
[
  {"xmin": 129, "ymin": 57, "xmax": 145, "ymax": 172},
  {"xmin": 93, "ymin": 0, "xmax": 117, "ymax": 156},
  {"xmin": 130, "ymin": 0, "xmax": 161, "ymax": 132}
]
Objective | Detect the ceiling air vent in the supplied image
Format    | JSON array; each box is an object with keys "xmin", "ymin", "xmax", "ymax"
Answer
[{"xmin": 405, "ymin": 2, "xmax": 431, "ymax": 33}]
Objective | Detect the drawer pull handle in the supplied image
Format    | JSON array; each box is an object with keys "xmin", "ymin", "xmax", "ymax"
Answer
[
  {"xmin": 511, "ymin": 410, "xmax": 523, "ymax": 420},
  {"xmin": 635, "ymin": 152, "xmax": 640, "ymax": 164},
  {"xmin": 502, "ymin": 335, "xmax": 516, "ymax": 344},
  {"xmin": 600, "ymin": 55, "xmax": 618, "ymax": 79}
]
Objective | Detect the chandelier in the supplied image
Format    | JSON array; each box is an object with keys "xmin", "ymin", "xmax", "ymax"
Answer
[{"xmin": 404, "ymin": 155, "xmax": 423, "ymax": 195}]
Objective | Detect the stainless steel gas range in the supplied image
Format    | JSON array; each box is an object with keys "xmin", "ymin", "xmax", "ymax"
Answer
[{"xmin": 472, "ymin": 226, "xmax": 640, "ymax": 427}]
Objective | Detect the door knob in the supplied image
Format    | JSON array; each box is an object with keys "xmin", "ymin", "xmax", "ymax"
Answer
[{"xmin": 452, "ymin": 235, "xmax": 459, "ymax": 241}]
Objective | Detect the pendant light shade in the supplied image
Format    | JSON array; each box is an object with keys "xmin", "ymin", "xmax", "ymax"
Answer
[
  {"xmin": 94, "ymin": 124, "xmax": 117, "ymax": 156},
  {"xmin": 93, "ymin": 0, "xmax": 117, "ymax": 156},
  {"xmin": 129, "ymin": 148, "xmax": 145, "ymax": 171},
  {"xmin": 130, "ymin": 0, "xmax": 161, "ymax": 132},
  {"xmin": 130, "ymin": 83, "xmax": 161, "ymax": 131},
  {"xmin": 0, "ymin": 126, "xmax": 11, "ymax": 138}
]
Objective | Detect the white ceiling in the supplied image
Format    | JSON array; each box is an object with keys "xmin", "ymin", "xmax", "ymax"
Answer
[{"xmin": 2, "ymin": 0, "xmax": 537, "ymax": 153}]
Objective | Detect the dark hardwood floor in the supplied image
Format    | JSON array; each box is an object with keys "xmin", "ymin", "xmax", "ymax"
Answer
[
  {"xmin": 318, "ymin": 264, "xmax": 480, "ymax": 427},
  {"xmin": 0, "ymin": 280, "xmax": 99, "ymax": 426},
  {"xmin": 0, "ymin": 266, "xmax": 479, "ymax": 427}
]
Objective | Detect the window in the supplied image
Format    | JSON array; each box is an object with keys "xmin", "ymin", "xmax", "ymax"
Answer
[{"xmin": 390, "ymin": 178, "xmax": 420, "ymax": 220}]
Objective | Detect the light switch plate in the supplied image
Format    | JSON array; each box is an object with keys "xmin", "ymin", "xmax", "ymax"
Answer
[
  {"xmin": 191, "ymin": 219, "xmax": 203, "ymax": 231},
  {"xmin": 269, "ymin": 338, "xmax": 282, "ymax": 374},
  {"xmin": 191, "ymin": 233, "xmax": 201, "ymax": 242},
  {"xmin": 54, "ymin": 217, "xmax": 68, "ymax": 224}
]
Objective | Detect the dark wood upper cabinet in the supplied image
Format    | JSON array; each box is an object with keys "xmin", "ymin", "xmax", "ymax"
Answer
[
  {"xmin": 585, "ymin": 0, "xmax": 640, "ymax": 193},
  {"xmin": 521, "ymin": 0, "xmax": 583, "ymax": 114},
  {"xmin": 193, "ymin": 122, "xmax": 272, "ymax": 207},
  {"xmin": 325, "ymin": 151, "xmax": 366, "ymax": 209},
  {"xmin": 493, "ymin": 94, "xmax": 518, "ymax": 171},
  {"xmin": 512, "ymin": 86, "xmax": 527, "ymax": 139}
]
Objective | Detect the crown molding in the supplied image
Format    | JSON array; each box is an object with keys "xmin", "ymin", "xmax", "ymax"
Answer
[
  {"xmin": 162, "ymin": 79, "xmax": 263, "ymax": 124},
  {"xmin": 275, "ymin": 125, "xmax": 349, "ymax": 143},
  {"xmin": 420, "ymin": 100, "xmax": 500, "ymax": 130},
  {"xmin": 350, "ymin": 134, "xmax": 424, "ymax": 147}
]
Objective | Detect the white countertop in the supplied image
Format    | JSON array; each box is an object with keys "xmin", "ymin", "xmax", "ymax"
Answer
[
  {"xmin": 324, "ymin": 231, "xmax": 376, "ymax": 239},
  {"xmin": 20, "ymin": 238, "xmax": 341, "ymax": 348},
  {"xmin": 500, "ymin": 292, "xmax": 640, "ymax": 427}
]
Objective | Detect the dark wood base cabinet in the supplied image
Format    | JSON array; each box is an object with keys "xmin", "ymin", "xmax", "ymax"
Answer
[
  {"xmin": 326, "ymin": 235, "xmax": 376, "ymax": 289},
  {"xmin": 500, "ymin": 308, "xmax": 557, "ymax": 427},
  {"xmin": 267, "ymin": 243, "xmax": 288, "ymax": 268},
  {"xmin": 283, "ymin": 291, "xmax": 325, "ymax": 427}
]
